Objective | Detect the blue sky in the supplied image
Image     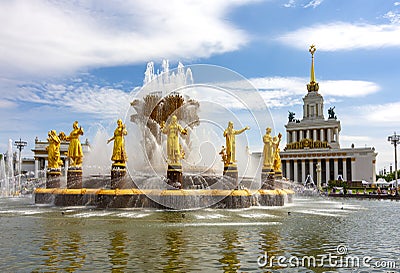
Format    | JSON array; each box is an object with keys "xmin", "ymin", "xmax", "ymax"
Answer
[{"xmin": 1, "ymin": 0, "xmax": 400, "ymax": 172}]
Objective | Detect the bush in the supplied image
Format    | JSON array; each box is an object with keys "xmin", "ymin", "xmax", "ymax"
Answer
[{"xmin": 328, "ymin": 180, "xmax": 347, "ymax": 189}]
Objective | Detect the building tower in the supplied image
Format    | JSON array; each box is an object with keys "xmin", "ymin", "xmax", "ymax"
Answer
[{"xmin": 279, "ymin": 45, "xmax": 377, "ymax": 184}]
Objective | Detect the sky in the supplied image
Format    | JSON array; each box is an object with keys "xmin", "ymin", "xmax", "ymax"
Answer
[{"xmin": 1, "ymin": 0, "xmax": 400, "ymax": 173}]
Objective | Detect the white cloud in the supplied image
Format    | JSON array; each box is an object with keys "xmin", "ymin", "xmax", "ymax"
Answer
[
  {"xmin": 320, "ymin": 80, "xmax": 380, "ymax": 97},
  {"xmin": 204, "ymin": 76, "xmax": 379, "ymax": 109},
  {"xmin": 395, "ymin": 2, "xmax": 400, "ymax": 6},
  {"xmin": 336, "ymin": 101, "xmax": 400, "ymax": 170},
  {"xmin": 0, "ymin": 0, "xmax": 253, "ymax": 77},
  {"xmin": 251, "ymin": 77, "xmax": 306, "ymax": 95},
  {"xmin": 248, "ymin": 77, "xmax": 379, "ymax": 107},
  {"xmin": 304, "ymin": 0, "xmax": 323, "ymax": 9},
  {"xmin": 284, "ymin": 0, "xmax": 296, "ymax": 8},
  {"xmin": 11, "ymin": 79, "xmax": 133, "ymax": 120},
  {"xmin": 340, "ymin": 135, "xmax": 373, "ymax": 143},
  {"xmin": 355, "ymin": 101, "xmax": 400, "ymax": 125},
  {"xmin": 0, "ymin": 99, "xmax": 16, "ymax": 109},
  {"xmin": 276, "ymin": 22, "xmax": 400, "ymax": 51},
  {"xmin": 283, "ymin": 0, "xmax": 324, "ymax": 9},
  {"xmin": 384, "ymin": 11, "xmax": 400, "ymax": 24}
]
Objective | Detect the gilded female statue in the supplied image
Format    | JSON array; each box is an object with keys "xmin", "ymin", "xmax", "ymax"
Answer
[
  {"xmin": 263, "ymin": 128, "xmax": 281, "ymax": 170},
  {"xmin": 223, "ymin": 121, "xmax": 249, "ymax": 165},
  {"xmin": 107, "ymin": 119, "xmax": 128, "ymax": 165},
  {"xmin": 273, "ymin": 136, "xmax": 282, "ymax": 173},
  {"xmin": 66, "ymin": 121, "xmax": 84, "ymax": 167},
  {"xmin": 161, "ymin": 115, "xmax": 187, "ymax": 165},
  {"xmin": 47, "ymin": 130, "xmax": 63, "ymax": 169}
]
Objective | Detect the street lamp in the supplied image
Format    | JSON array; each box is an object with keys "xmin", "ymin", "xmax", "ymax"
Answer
[
  {"xmin": 388, "ymin": 132, "xmax": 400, "ymax": 193},
  {"xmin": 14, "ymin": 138, "xmax": 27, "ymax": 195}
]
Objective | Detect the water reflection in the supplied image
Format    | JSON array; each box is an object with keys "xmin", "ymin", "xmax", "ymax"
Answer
[
  {"xmin": 108, "ymin": 230, "xmax": 129, "ymax": 272},
  {"xmin": 218, "ymin": 230, "xmax": 242, "ymax": 272},
  {"xmin": 162, "ymin": 229, "xmax": 187, "ymax": 272},
  {"xmin": 64, "ymin": 232, "xmax": 85, "ymax": 271},
  {"xmin": 38, "ymin": 232, "xmax": 60, "ymax": 272},
  {"xmin": 36, "ymin": 223, "xmax": 85, "ymax": 272},
  {"xmin": 5, "ymin": 197, "xmax": 400, "ymax": 272},
  {"xmin": 258, "ymin": 228, "xmax": 281, "ymax": 271}
]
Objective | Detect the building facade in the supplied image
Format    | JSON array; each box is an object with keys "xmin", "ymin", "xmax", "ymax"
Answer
[
  {"xmin": 31, "ymin": 137, "xmax": 91, "ymax": 178},
  {"xmin": 280, "ymin": 46, "xmax": 377, "ymax": 184}
]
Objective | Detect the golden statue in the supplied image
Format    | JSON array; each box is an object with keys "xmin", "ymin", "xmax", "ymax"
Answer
[
  {"xmin": 223, "ymin": 121, "xmax": 250, "ymax": 165},
  {"xmin": 219, "ymin": 146, "xmax": 228, "ymax": 165},
  {"xmin": 46, "ymin": 130, "xmax": 63, "ymax": 169},
  {"xmin": 263, "ymin": 128, "xmax": 281, "ymax": 169},
  {"xmin": 66, "ymin": 121, "xmax": 84, "ymax": 167},
  {"xmin": 273, "ymin": 136, "xmax": 282, "ymax": 173},
  {"xmin": 107, "ymin": 119, "xmax": 128, "ymax": 165},
  {"xmin": 161, "ymin": 115, "xmax": 187, "ymax": 165}
]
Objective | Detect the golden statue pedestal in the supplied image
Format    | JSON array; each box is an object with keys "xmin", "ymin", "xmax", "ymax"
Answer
[
  {"xmin": 46, "ymin": 169, "xmax": 61, "ymax": 188},
  {"xmin": 67, "ymin": 167, "xmax": 83, "ymax": 189},
  {"xmin": 261, "ymin": 167, "xmax": 275, "ymax": 190},
  {"xmin": 223, "ymin": 164, "xmax": 239, "ymax": 188},
  {"xmin": 167, "ymin": 164, "xmax": 183, "ymax": 189},
  {"xmin": 111, "ymin": 163, "xmax": 127, "ymax": 189},
  {"xmin": 274, "ymin": 171, "xmax": 282, "ymax": 179}
]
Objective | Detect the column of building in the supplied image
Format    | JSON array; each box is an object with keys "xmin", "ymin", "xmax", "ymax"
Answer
[
  {"xmin": 34, "ymin": 158, "xmax": 39, "ymax": 178},
  {"xmin": 334, "ymin": 159, "xmax": 339, "ymax": 180},
  {"xmin": 286, "ymin": 160, "xmax": 290, "ymax": 181},
  {"xmin": 351, "ymin": 158, "xmax": 356, "ymax": 182},
  {"xmin": 325, "ymin": 159, "xmax": 330, "ymax": 182},
  {"xmin": 310, "ymin": 160, "xmax": 314, "ymax": 181},
  {"xmin": 294, "ymin": 160, "xmax": 298, "ymax": 182},
  {"xmin": 342, "ymin": 158, "xmax": 347, "ymax": 181}
]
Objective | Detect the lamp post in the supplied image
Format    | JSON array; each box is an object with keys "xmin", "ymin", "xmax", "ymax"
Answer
[
  {"xmin": 316, "ymin": 163, "xmax": 322, "ymax": 191},
  {"xmin": 14, "ymin": 138, "xmax": 27, "ymax": 195},
  {"xmin": 388, "ymin": 132, "xmax": 400, "ymax": 194}
]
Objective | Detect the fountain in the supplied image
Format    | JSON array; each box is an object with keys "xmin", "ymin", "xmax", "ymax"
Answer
[
  {"xmin": 0, "ymin": 139, "xmax": 18, "ymax": 197},
  {"xmin": 34, "ymin": 61, "xmax": 294, "ymax": 209}
]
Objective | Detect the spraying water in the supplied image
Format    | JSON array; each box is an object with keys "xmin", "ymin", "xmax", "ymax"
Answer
[
  {"xmin": 0, "ymin": 155, "xmax": 7, "ymax": 196},
  {"xmin": 0, "ymin": 139, "xmax": 16, "ymax": 197},
  {"xmin": 83, "ymin": 125, "xmax": 113, "ymax": 176}
]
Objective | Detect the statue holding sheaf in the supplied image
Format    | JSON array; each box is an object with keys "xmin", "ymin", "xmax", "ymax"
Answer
[
  {"xmin": 65, "ymin": 121, "xmax": 84, "ymax": 167},
  {"xmin": 46, "ymin": 130, "xmax": 63, "ymax": 169},
  {"xmin": 273, "ymin": 135, "xmax": 282, "ymax": 173},
  {"xmin": 263, "ymin": 127, "xmax": 282, "ymax": 170},
  {"xmin": 107, "ymin": 119, "xmax": 128, "ymax": 165},
  {"xmin": 161, "ymin": 115, "xmax": 187, "ymax": 165}
]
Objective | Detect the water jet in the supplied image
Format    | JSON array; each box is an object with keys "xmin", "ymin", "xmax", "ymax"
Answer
[{"xmin": 34, "ymin": 62, "xmax": 294, "ymax": 209}]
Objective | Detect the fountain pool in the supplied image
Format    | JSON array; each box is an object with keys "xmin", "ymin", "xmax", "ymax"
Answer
[
  {"xmin": 2, "ymin": 196, "xmax": 400, "ymax": 272},
  {"xmin": 34, "ymin": 62, "xmax": 294, "ymax": 209}
]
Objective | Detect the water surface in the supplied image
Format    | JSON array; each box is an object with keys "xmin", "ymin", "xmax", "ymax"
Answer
[{"xmin": 0, "ymin": 196, "xmax": 399, "ymax": 272}]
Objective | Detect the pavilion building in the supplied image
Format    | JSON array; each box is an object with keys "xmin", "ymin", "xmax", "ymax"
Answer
[
  {"xmin": 279, "ymin": 45, "xmax": 377, "ymax": 184},
  {"xmin": 31, "ymin": 137, "xmax": 90, "ymax": 178}
]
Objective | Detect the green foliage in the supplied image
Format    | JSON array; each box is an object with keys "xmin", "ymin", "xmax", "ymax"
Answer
[
  {"xmin": 376, "ymin": 170, "xmax": 400, "ymax": 182},
  {"xmin": 328, "ymin": 180, "xmax": 347, "ymax": 189}
]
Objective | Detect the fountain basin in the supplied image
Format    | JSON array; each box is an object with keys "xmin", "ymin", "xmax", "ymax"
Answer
[{"xmin": 34, "ymin": 188, "xmax": 294, "ymax": 209}]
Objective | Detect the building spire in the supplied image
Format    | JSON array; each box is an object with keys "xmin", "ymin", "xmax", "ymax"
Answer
[{"xmin": 307, "ymin": 44, "xmax": 319, "ymax": 92}]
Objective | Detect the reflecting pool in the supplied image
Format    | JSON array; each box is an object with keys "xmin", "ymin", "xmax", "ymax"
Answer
[{"xmin": 0, "ymin": 196, "xmax": 399, "ymax": 272}]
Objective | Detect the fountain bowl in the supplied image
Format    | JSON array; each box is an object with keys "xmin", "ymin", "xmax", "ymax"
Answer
[{"xmin": 34, "ymin": 187, "xmax": 294, "ymax": 210}]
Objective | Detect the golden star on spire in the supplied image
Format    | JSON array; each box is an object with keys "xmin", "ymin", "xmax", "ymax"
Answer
[
  {"xmin": 309, "ymin": 44, "xmax": 316, "ymax": 56},
  {"xmin": 307, "ymin": 44, "xmax": 319, "ymax": 92}
]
